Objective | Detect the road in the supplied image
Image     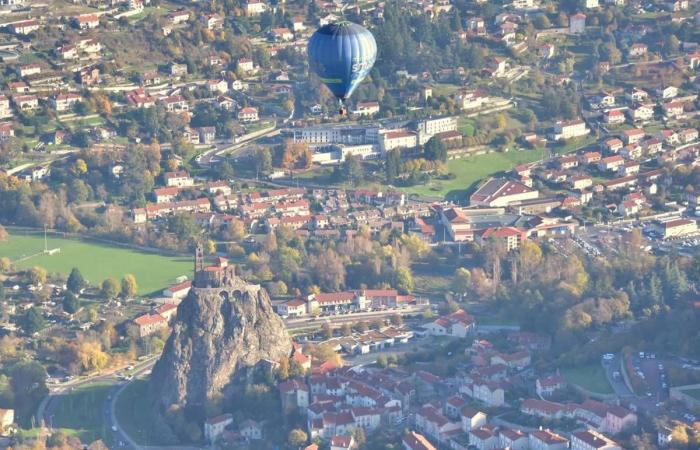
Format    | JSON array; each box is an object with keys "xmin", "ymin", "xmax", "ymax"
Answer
[{"xmin": 39, "ymin": 357, "xmax": 157, "ymax": 449}]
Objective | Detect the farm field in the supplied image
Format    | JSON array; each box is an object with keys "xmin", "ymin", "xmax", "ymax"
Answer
[
  {"xmin": 400, "ymin": 149, "xmax": 543, "ymax": 200},
  {"xmin": 0, "ymin": 231, "xmax": 192, "ymax": 295}
]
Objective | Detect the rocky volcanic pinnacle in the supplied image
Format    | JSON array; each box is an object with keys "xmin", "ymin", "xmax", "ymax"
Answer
[{"xmin": 149, "ymin": 274, "xmax": 292, "ymax": 415}]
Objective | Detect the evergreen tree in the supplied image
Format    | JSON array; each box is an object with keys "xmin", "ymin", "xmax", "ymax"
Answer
[{"xmin": 67, "ymin": 267, "xmax": 86, "ymax": 294}]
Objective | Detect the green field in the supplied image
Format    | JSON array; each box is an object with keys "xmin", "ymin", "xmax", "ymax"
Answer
[
  {"xmin": 51, "ymin": 382, "xmax": 113, "ymax": 446},
  {"xmin": 684, "ymin": 388, "xmax": 700, "ymax": 400},
  {"xmin": 562, "ymin": 364, "xmax": 614, "ymax": 394},
  {"xmin": 0, "ymin": 232, "xmax": 192, "ymax": 295},
  {"xmin": 401, "ymin": 149, "xmax": 543, "ymax": 200},
  {"xmin": 115, "ymin": 379, "xmax": 165, "ymax": 445}
]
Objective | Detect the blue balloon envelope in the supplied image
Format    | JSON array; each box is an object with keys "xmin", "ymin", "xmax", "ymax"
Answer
[{"xmin": 307, "ymin": 21, "xmax": 377, "ymax": 103}]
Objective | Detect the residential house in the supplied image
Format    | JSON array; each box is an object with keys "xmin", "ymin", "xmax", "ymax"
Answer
[
  {"xmin": 154, "ymin": 187, "xmax": 178, "ymax": 203},
  {"xmin": 0, "ymin": 408, "xmax": 14, "ymax": 432},
  {"xmin": 354, "ymin": 102, "xmax": 380, "ymax": 117},
  {"xmin": 75, "ymin": 14, "xmax": 99, "ymax": 29},
  {"xmin": 204, "ymin": 414, "xmax": 233, "ymax": 444},
  {"xmin": 270, "ymin": 27, "xmax": 294, "ymax": 42},
  {"xmin": 201, "ymin": 13, "xmax": 224, "ymax": 29},
  {"xmin": 622, "ymin": 128, "xmax": 645, "ymax": 144},
  {"xmin": 279, "ymin": 378, "xmax": 310, "ymax": 412},
  {"xmin": 604, "ymin": 109, "xmax": 626, "ymax": 124},
  {"xmin": 238, "ymin": 107, "xmax": 259, "ymax": 122},
  {"xmin": 553, "ymin": 119, "xmax": 589, "ymax": 140},
  {"xmin": 460, "ymin": 408, "xmax": 487, "ymax": 432},
  {"xmin": 598, "ymin": 155, "xmax": 625, "ymax": 171},
  {"xmin": 570, "ymin": 430, "xmax": 621, "ymax": 450},
  {"xmin": 499, "ymin": 428, "xmax": 528, "ymax": 450},
  {"xmin": 12, "ymin": 94, "xmax": 38, "ymax": 110},
  {"xmin": 133, "ymin": 313, "xmax": 168, "ymax": 337},
  {"xmin": 245, "ymin": 0, "xmax": 267, "ymax": 16},
  {"xmin": 164, "ymin": 171, "xmax": 194, "ymax": 187},
  {"xmin": 656, "ymin": 86, "xmax": 678, "ymax": 100},
  {"xmin": 662, "ymin": 101, "xmax": 685, "ymax": 119},
  {"xmin": 50, "ymin": 93, "xmax": 81, "ymax": 112},
  {"xmin": 469, "ymin": 426, "xmax": 499, "ymax": 450},
  {"xmin": 628, "ymin": 43, "xmax": 647, "ymax": 57},
  {"xmin": 570, "ymin": 13, "xmax": 586, "ymax": 34},
  {"xmin": 403, "ymin": 432, "xmax": 436, "ymax": 450},
  {"xmin": 629, "ymin": 104, "xmax": 654, "ymax": 122},
  {"xmin": 680, "ymin": 128, "xmax": 698, "ymax": 144},
  {"xmin": 240, "ymin": 419, "xmax": 263, "ymax": 440},
  {"xmin": 9, "ymin": 19, "xmax": 40, "ymax": 35},
  {"xmin": 330, "ymin": 435, "xmax": 354, "ymax": 450},
  {"xmin": 536, "ymin": 373, "xmax": 565, "ymax": 397},
  {"xmin": 529, "ymin": 429, "xmax": 568, "ymax": 450}
]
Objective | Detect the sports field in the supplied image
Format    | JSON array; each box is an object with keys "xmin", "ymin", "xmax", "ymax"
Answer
[
  {"xmin": 0, "ymin": 232, "xmax": 192, "ymax": 295},
  {"xmin": 401, "ymin": 149, "xmax": 543, "ymax": 200}
]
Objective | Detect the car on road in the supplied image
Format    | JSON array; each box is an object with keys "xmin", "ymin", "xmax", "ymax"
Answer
[
  {"xmin": 603, "ymin": 353, "xmax": 614, "ymax": 361},
  {"xmin": 111, "ymin": 425, "xmax": 118, "ymax": 432}
]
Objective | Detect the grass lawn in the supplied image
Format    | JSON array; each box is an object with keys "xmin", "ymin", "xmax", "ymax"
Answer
[
  {"xmin": 115, "ymin": 379, "xmax": 166, "ymax": 445},
  {"xmin": 552, "ymin": 135, "xmax": 597, "ymax": 155},
  {"xmin": 561, "ymin": 364, "xmax": 613, "ymax": 394},
  {"xmin": 400, "ymin": 149, "xmax": 542, "ymax": 200},
  {"xmin": 457, "ymin": 116, "xmax": 477, "ymax": 137},
  {"xmin": 1, "ymin": 231, "xmax": 192, "ymax": 295},
  {"xmin": 51, "ymin": 382, "xmax": 113, "ymax": 446},
  {"xmin": 684, "ymin": 388, "xmax": 700, "ymax": 400}
]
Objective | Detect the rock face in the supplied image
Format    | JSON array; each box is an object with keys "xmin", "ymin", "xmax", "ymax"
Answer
[{"xmin": 149, "ymin": 274, "xmax": 292, "ymax": 416}]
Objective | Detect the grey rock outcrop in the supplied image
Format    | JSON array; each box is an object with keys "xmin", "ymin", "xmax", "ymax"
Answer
[{"xmin": 149, "ymin": 274, "xmax": 292, "ymax": 416}]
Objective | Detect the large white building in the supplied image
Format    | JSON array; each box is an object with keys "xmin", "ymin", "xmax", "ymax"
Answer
[
  {"xmin": 470, "ymin": 177, "xmax": 539, "ymax": 207},
  {"xmin": 380, "ymin": 130, "xmax": 418, "ymax": 152},
  {"xmin": 415, "ymin": 116, "xmax": 457, "ymax": 144},
  {"xmin": 293, "ymin": 125, "xmax": 379, "ymax": 146},
  {"xmin": 552, "ymin": 119, "xmax": 589, "ymax": 140}
]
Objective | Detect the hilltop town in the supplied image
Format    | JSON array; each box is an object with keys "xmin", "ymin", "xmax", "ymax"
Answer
[{"xmin": 0, "ymin": 0, "xmax": 699, "ymax": 448}]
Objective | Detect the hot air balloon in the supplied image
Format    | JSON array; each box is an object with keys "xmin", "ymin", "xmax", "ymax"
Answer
[{"xmin": 307, "ymin": 21, "xmax": 377, "ymax": 115}]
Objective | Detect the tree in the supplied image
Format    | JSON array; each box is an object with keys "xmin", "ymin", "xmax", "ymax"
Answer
[
  {"xmin": 322, "ymin": 322, "xmax": 333, "ymax": 339},
  {"xmin": 101, "ymin": 278, "xmax": 120, "ymax": 299},
  {"xmin": 67, "ymin": 267, "xmax": 86, "ymax": 293},
  {"xmin": 354, "ymin": 427, "xmax": 367, "ymax": 447},
  {"xmin": 206, "ymin": 240, "xmax": 217, "ymax": 255},
  {"xmin": 0, "ymin": 224, "xmax": 7, "ymax": 242},
  {"xmin": 277, "ymin": 357, "xmax": 290, "ymax": 380},
  {"xmin": 22, "ymin": 307, "xmax": 45, "ymax": 334},
  {"xmin": 121, "ymin": 274, "xmax": 138, "ymax": 298},
  {"xmin": 63, "ymin": 292, "xmax": 79, "ymax": 314},
  {"xmin": 288, "ymin": 428, "xmax": 308, "ymax": 448},
  {"xmin": 254, "ymin": 148, "xmax": 273, "ymax": 176},
  {"xmin": 424, "ymin": 137, "xmax": 447, "ymax": 162},
  {"xmin": 28, "ymin": 266, "xmax": 47, "ymax": 285},
  {"xmin": 10, "ymin": 360, "xmax": 48, "ymax": 420},
  {"xmin": 342, "ymin": 155, "xmax": 364, "ymax": 185},
  {"xmin": 386, "ymin": 149, "xmax": 401, "ymax": 184},
  {"xmin": 0, "ymin": 257, "xmax": 11, "ymax": 273},
  {"xmin": 312, "ymin": 248, "xmax": 346, "ymax": 292},
  {"xmin": 389, "ymin": 314, "xmax": 403, "ymax": 327},
  {"xmin": 452, "ymin": 268, "xmax": 471, "ymax": 296},
  {"xmin": 395, "ymin": 267, "xmax": 414, "ymax": 294}
]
